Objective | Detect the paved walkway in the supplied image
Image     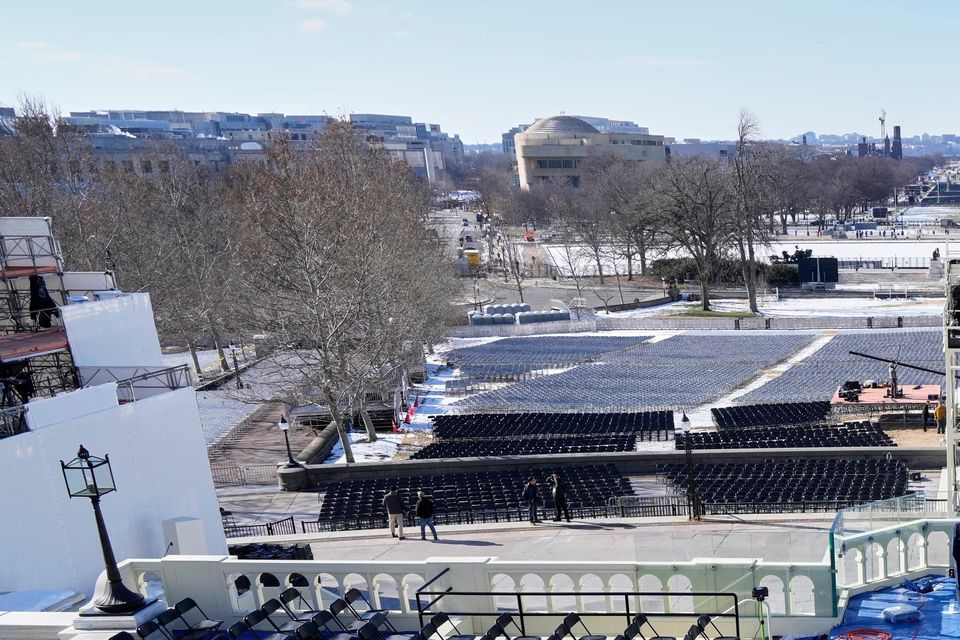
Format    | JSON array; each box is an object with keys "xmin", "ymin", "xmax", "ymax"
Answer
[
  {"xmin": 208, "ymin": 401, "xmax": 317, "ymax": 467},
  {"xmin": 225, "ymin": 511, "xmax": 835, "ymax": 564}
]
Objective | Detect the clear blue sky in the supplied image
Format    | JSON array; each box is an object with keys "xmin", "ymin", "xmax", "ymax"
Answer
[{"xmin": 2, "ymin": 0, "xmax": 957, "ymax": 143}]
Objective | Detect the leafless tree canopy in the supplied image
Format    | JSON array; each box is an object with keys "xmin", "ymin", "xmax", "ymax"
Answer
[{"xmin": 227, "ymin": 124, "xmax": 457, "ymax": 461}]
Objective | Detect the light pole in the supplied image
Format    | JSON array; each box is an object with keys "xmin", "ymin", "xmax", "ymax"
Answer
[
  {"xmin": 474, "ymin": 278, "xmax": 481, "ymax": 311},
  {"xmin": 228, "ymin": 343, "xmax": 243, "ymax": 390},
  {"xmin": 278, "ymin": 416, "xmax": 297, "ymax": 467},
  {"xmin": 680, "ymin": 413, "xmax": 701, "ymax": 521},
  {"xmin": 60, "ymin": 445, "xmax": 153, "ymax": 615}
]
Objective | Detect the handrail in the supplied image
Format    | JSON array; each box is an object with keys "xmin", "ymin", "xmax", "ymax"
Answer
[
  {"xmin": 415, "ymin": 589, "xmax": 740, "ymax": 639},
  {"xmin": 116, "ymin": 364, "xmax": 191, "ymax": 386},
  {"xmin": 418, "ymin": 567, "xmax": 450, "ymax": 593}
]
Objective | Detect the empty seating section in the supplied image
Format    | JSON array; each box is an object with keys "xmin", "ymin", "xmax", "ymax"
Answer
[
  {"xmin": 712, "ymin": 401, "xmax": 831, "ymax": 428},
  {"xmin": 659, "ymin": 458, "xmax": 907, "ymax": 508},
  {"xmin": 316, "ymin": 464, "xmax": 633, "ymax": 530},
  {"xmin": 455, "ymin": 334, "xmax": 814, "ymax": 411},
  {"xmin": 432, "ymin": 411, "xmax": 673, "ymax": 439},
  {"xmin": 741, "ymin": 329, "xmax": 944, "ymax": 403},
  {"xmin": 675, "ymin": 421, "xmax": 894, "ymax": 450},
  {"xmin": 451, "ymin": 335, "xmax": 651, "ymax": 379},
  {"xmin": 411, "ymin": 433, "xmax": 638, "ymax": 459}
]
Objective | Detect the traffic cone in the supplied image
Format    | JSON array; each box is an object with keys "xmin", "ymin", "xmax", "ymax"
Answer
[
  {"xmin": 391, "ymin": 419, "xmax": 399, "ymax": 433},
  {"xmin": 403, "ymin": 413, "xmax": 411, "ymax": 424}
]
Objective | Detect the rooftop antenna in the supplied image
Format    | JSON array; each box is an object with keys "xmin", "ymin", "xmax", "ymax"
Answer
[{"xmin": 879, "ymin": 108, "xmax": 887, "ymax": 144}]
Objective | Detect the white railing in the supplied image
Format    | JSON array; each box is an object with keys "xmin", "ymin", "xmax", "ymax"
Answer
[{"xmin": 114, "ymin": 554, "xmax": 837, "ymax": 638}]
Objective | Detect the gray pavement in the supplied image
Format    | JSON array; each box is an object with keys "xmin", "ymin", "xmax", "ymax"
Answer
[{"xmin": 219, "ymin": 488, "xmax": 836, "ymax": 564}]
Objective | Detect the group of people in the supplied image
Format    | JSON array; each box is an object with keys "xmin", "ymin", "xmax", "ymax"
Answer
[
  {"xmin": 382, "ymin": 472, "xmax": 574, "ymax": 540},
  {"xmin": 521, "ymin": 473, "xmax": 570, "ymax": 524},
  {"xmin": 922, "ymin": 399, "xmax": 948, "ymax": 434},
  {"xmin": 382, "ymin": 488, "xmax": 438, "ymax": 541}
]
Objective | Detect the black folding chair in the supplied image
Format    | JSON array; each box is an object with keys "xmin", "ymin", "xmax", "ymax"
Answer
[
  {"xmin": 561, "ymin": 614, "xmax": 604, "ymax": 640},
  {"xmin": 244, "ymin": 609, "xmax": 300, "ymax": 640},
  {"xmin": 429, "ymin": 612, "xmax": 475, "ymax": 640},
  {"xmin": 330, "ymin": 599, "xmax": 387, "ymax": 632},
  {"xmin": 261, "ymin": 598, "xmax": 303, "ymax": 634},
  {"xmin": 345, "ymin": 588, "xmax": 397, "ymax": 632},
  {"xmin": 356, "ymin": 621, "xmax": 417, "ymax": 640},
  {"xmin": 280, "ymin": 588, "xmax": 325, "ymax": 623},
  {"xmin": 174, "ymin": 597, "xmax": 224, "ymax": 638},
  {"xmin": 694, "ymin": 614, "xmax": 737, "ymax": 640},
  {"xmin": 135, "ymin": 622, "xmax": 172, "ymax": 640}
]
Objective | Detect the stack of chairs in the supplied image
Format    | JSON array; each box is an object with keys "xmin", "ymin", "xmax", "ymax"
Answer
[
  {"xmin": 675, "ymin": 421, "xmax": 894, "ymax": 450},
  {"xmin": 711, "ymin": 401, "xmax": 831, "ymax": 429},
  {"xmin": 316, "ymin": 463, "xmax": 633, "ymax": 531},
  {"xmin": 658, "ymin": 458, "xmax": 908, "ymax": 508},
  {"xmin": 432, "ymin": 411, "xmax": 674, "ymax": 442},
  {"xmin": 455, "ymin": 333, "xmax": 815, "ymax": 412},
  {"xmin": 412, "ymin": 433, "xmax": 637, "ymax": 460}
]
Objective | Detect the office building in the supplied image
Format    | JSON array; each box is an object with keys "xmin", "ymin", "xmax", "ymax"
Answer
[{"xmin": 513, "ymin": 115, "xmax": 666, "ymax": 189}]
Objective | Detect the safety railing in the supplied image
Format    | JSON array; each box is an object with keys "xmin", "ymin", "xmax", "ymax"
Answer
[
  {"xmin": 223, "ymin": 516, "xmax": 296, "ymax": 539},
  {"xmin": 0, "ymin": 404, "xmax": 27, "ymax": 438},
  {"xmin": 112, "ymin": 364, "xmax": 192, "ymax": 403},
  {"xmin": 210, "ymin": 460, "xmax": 278, "ymax": 489},
  {"xmin": 415, "ymin": 588, "xmax": 741, "ymax": 638}
]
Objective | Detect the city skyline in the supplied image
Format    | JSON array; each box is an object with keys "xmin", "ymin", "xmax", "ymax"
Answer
[{"xmin": 2, "ymin": 0, "xmax": 959, "ymax": 143}]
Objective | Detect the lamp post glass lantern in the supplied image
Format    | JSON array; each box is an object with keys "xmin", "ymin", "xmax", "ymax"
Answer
[
  {"xmin": 278, "ymin": 416, "xmax": 297, "ymax": 466},
  {"xmin": 679, "ymin": 414, "xmax": 701, "ymax": 521},
  {"xmin": 60, "ymin": 445, "xmax": 150, "ymax": 615}
]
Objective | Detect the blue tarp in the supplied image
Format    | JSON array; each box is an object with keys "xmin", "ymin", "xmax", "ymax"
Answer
[{"xmin": 831, "ymin": 578, "xmax": 959, "ymax": 640}]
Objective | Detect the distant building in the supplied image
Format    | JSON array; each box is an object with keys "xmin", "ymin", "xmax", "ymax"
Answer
[
  {"xmin": 502, "ymin": 124, "xmax": 529, "ymax": 158},
  {"xmin": 349, "ymin": 114, "xmax": 463, "ymax": 182},
  {"xmin": 574, "ymin": 116, "xmax": 649, "ymax": 134},
  {"xmin": 46, "ymin": 109, "xmax": 463, "ymax": 182},
  {"xmin": 666, "ymin": 141, "xmax": 737, "ymax": 161},
  {"xmin": 514, "ymin": 115, "xmax": 666, "ymax": 189}
]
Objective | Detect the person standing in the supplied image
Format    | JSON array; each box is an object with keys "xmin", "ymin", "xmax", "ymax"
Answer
[
  {"xmin": 416, "ymin": 490, "xmax": 438, "ymax": 541},
  {"xmin": 936, "ymin": 400, "xmax": 947, "ymax": 435},
  {"xmin": 922, "ymin": 402, "xmax": 930, "ymax": 433},
  {"xmin": 521, "ymin": 476, "xmax": 542, "ymax": 524},
  {"xmin": 383, "ymin": 486, "xmax": 406, "ymax": 539},
  {"xmin": 548, "ymin": 473, "xmax": 571, "ymax": 522}
]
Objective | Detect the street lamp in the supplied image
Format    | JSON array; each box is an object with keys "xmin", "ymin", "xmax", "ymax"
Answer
[
  {"xmin": 679, "ymin": 414, "xmax": 701, "ymax": 521},
  {"xmin": 227, "ymin": 343, "xmax": 243, "ymax": 390},
  {"xmin": 60, "ymin": 445, "xmax": 152, "ymax": 615},
  {"xmin": 278, "ymin": 416, "xmax": 297, "ymax": 467}
]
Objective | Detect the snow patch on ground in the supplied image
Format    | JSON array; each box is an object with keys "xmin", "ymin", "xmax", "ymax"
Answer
[{"xmin": 324, "ymin": 432, "xmax": 405, "ymax": 464}]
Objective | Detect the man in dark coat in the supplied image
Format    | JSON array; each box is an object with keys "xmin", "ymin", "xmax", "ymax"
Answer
[
  {"xmin": 416, "ymin": 490, "xmax": 438, "ymax": 541},
  {"xmin": 521, "ymin": 476, "xmax": 541, "ymax": 524},
  {"xmin": 383, "ymin": 486, "xmax": 406, "ymax": 539},
  {"xmin": 548, "ymin": 473, "xmax": 571, "ymax": 522}
]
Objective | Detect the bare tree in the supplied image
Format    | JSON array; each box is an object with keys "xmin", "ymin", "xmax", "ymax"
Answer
[
  {"xmin": 654, "ymin": 157, "xmax": 737, "ymax": 311},
  {"xmin": 230, "ymin": 124, "xmax": 456, "ymax": 463},
  {"xmin": 730, "ymin": 111, "xmax": 772, "ymax": 314}
]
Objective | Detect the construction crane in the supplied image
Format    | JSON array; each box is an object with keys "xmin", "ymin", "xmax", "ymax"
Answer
[
  {"xmin": 879, "ymin": 109, "xmax": 887, "ymax": 144},
  {"xmin": 848, "ymin": 350, "xmax": 947, "ymax": 399}
]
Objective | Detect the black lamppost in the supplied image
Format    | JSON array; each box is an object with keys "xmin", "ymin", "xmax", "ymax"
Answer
[
  {"xmin": 60, "ymin": 445, "xmax": 150, "ymax": 615},
  {"xmin": 228, "ymin": 343, "xmax": 243, "ymax": 390},
  {"xmin": 278, "ymin": 416, "xmax": 297, "ymax": 467},
  {"xmin": 680, "ymin": 414, "xmax": 701, "ymax": 521}
]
